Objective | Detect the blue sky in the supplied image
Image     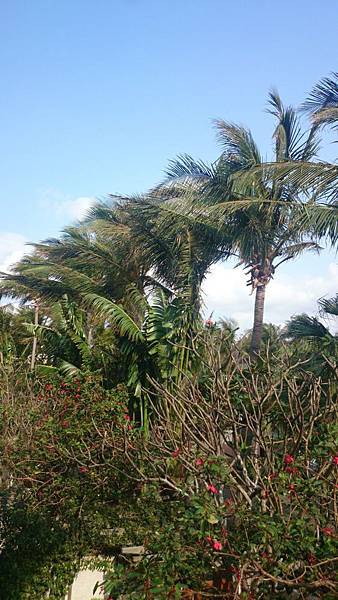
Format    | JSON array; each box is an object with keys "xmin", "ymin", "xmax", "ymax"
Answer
[{"xmin": 0, "ymin": 0, "xmax": 337, "ymax": 329}]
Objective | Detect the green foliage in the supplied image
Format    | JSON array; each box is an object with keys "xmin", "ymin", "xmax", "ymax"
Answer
[
  {"xmin": 0, "ymin": 372, "xmax": 136, "ymax": 597},
  {"xmin": 0, "ymin": 72, "xmax": 337, "ymax": 599},
  {"xmin": 0, "ymin": 498, "xmax": 81, "ymax": 599},
  {"xmin": 100, "ymin": 355, "xmax": 338, "ymax": 598}
]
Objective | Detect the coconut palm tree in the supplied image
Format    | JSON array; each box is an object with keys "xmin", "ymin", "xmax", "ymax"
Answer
[
  {"xmin": 152, "ymin": 92, "xmax": 322, "ymax": 355},
  {"xmin": 87, "ymin": 196, "xmax": 231, "ymax": 315},
  {"xmin": 0, "ymin": 216, "xmax": 147, "ymax": 308},
  {"xmin": 302, "ymin": 72, "xmax": 338, "ymax": 131},
  {"xmin": 256, "ymin": 73, "xmax": 338, "ymax": 232},
  {"xmin": 284, "ymin": 294, "xmax": 338, "ymax": 379}
]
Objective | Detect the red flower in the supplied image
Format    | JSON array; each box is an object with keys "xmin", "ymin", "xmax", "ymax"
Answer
[
  {"xmin": 61, "ymin": 420, "xmax": 69, "ymax": 428},
  {"xmin": 195, "ymin": 458, "xmax": 204, "ymax": 467},
  {"xmin": 205, "ymin": 318, "xmax": 214, "ymax": 327},
  {"xmin": 172, "ymin": 448, "xmax": 180, "ymax": 458},
  {"xmin": 285, "ymin": 466, "xmax": 298, "ymax": 475},
  {"xmin": 289, "ymin": 483, "xmax": 296, "ymax": 493},
  {"xmin": 212, "ymin": 540, "xmax": 222, "ymax": 551},
  {"xmin": 45, "ymin": 384, "xmax": 53, "ymax": 391},
  {"xmin": 332, "ymin": 455, "xmax": 338, "ymax": 466},
  {"xmin": 123, "ymin": 414, "xmax": 131, "ymax": 421},
  {"xmin": 307, "ymin": 553, "xmax": 317, "ymax": 565},
  {"xmin": 322, "ymin": 527, "xmax": 334, "ymax": 537},
  {"xmin": 207, "ymin": 484, "xmax": 219, "ymax": 494},
  {"xmin": 224, "ymin": 498, "xmax": 234, "ymax": 508},
  {"xmin": 79, "ymin": 466, "xmax": 88, "ymax": 474},
  {"xmin": 284, "ymin": 454, "xmax": 294, "ymax": 465}
]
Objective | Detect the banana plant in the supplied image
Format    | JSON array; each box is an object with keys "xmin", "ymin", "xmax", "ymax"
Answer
[
  {"xmin": 24, "ymin": 295, "xmax": 119, "ymax": 381},
  {"xmin": 85, "ymin": 285, "xmax": 201, "ymax": 428}
]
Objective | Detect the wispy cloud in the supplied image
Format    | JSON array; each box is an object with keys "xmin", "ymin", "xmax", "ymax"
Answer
[
  {"xmin": 39, "ymin": 189, "xmax": 96, "ymax": 222},
  {"xmin": 0, "ymin": 232, "xmax": 27, "ymax": 273}
]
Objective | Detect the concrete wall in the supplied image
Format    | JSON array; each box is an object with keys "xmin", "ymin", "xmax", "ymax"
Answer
[{"xmin": 65, "ymin": 569, "xmax": 105, "ymax": 600}]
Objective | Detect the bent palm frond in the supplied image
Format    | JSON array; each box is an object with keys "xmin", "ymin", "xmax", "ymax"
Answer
[{"xmin": 84, "ymin": 294, "xmax": 144, "ymax": 343}]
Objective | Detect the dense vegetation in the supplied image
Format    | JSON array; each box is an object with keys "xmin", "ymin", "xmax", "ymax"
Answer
[{"xmin": 0, "ymin": 73, "xmax": 337, "ymax": 598}]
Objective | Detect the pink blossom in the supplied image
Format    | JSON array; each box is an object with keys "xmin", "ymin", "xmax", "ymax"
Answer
[
  {"xmin": 212, "ymin": 540, "xmax": 223, "ymax": 551},
  {"xmin": 172, "ymin": 448, "xmax": 180, "ymax": 458},
  {"xmin": 322, "ymin": 527, "xmax": 334, "ymax": 537},
  {"xmin": 195, "ymin": 458, "xmax": 204, "ymax": 467},
  {"xmin": 207, "ymin": 483, "xmax": 219, "ymax": 494},
  {"xmin": 285, "ymin": 466, "xmax": 298, "ymax": 475},
  {"xmin": 332, "ymin": 455, "xmax": 338, "ymax": 466},
  {"xmin": 284, "ymin": 454, "xmax": 294, "ymax": 465}
]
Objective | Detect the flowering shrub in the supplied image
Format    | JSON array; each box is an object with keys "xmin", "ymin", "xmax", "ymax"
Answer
[
  {"xmin": 101, "ymin": 354, "xmax": 337, "ymax": 598},
  {"xmin": 0, "ymin": 355, "xmax": 337, "ymax": 598},
  {"xmin": 0, "ymin": 370, "xmax": 136, "ymax": 599},
  {"xmin": 1, "ymin": 375, "xmax": 131, "ymax": 511}
]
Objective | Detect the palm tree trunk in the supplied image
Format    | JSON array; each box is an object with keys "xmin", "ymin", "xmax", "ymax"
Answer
[{"xmin": 250, "ymin": 285, "xmax": 266, "ymax": 357}]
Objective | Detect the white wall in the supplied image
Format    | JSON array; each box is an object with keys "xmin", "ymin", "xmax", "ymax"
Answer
[{"xmin": 65, "ymin": 569, "xmax": 105, "ymax": 600}]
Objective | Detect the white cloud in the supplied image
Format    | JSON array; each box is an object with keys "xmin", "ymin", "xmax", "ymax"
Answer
[
  {"xmin": 39, "ymin": 189, "xmax": 96, "ymax": 222},
  {"xmin": 64, "ymin": 196, "xmax": 96, "ymax": 221},
  {"xmin": 0, "ymin": 232, "xmax": 27, "ymax": 274},
  {"xmin": 203, "ymin": 260, "xmax": 338, "ymax": 332}
]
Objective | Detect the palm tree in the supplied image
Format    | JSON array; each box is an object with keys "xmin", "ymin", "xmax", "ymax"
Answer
[
  {"xmin": 152, "ymin": 92, "xmax": 322, "ymax": 355},
  {"xmin": 257, "ymin": 73, "xmax": 338, "ymax": 236},
  {"xmin": 302, "ymin": 72, "xmax": 338, "ymax": 131},
  {"xmin": 284, "ymin": 294, "xmax": 338, "ymax": 379},
  {"xmin": 0, "ymin": 216, "xmax": 147, "ymax": 308},
  {"xmin": 87, "ymin": 196, "xmax": 231, "ymax": 316}
]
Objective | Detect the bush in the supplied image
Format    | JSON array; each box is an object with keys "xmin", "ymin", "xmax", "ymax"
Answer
[
  {"xmin": 102, "ymin": 353, "xmax": 337, "ymax": 598},
  {"xmin": 0, "ymin": 354, "xmax": 337, "ymax": 598},
  {"xmin": 0, "ymin": 370, "xmax": 135, "ymax": 598}
]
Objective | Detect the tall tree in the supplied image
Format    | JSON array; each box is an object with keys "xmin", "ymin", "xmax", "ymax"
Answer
[{"xmin": 153, "ymin": 92, "xmax": 322, "ymax": 355}]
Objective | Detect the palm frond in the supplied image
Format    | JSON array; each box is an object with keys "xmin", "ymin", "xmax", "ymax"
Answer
[
  {"xmin": 214, "ymin": 120, "xmax": 262, "ymax": 168},
  {"xmin": 318, "ymin": 294, "xmax": 338, "ymax": 317},
  {"xmin": 278, "ymin": 241, "xmax": 321, "ymax": 259},
  {"xmin": 302, "ymin": 72, "xmax": 338, "ymax": 129},
  {"xmin": 284, "ymin": 314, "xmax": 332, "ymax": 340},
  {"xmin": 84, "ymin": 293, "xmax": 144, "ymax": 343},
  {"xmin": 268, "ymin": 90, "xmax": 320, "ymax": 161},
  {"xmin": 59, "ymin": 360, "xmax": 83, "ymax": 378},
  {"xmin": 165, "ymin": 154, "xmax": 215, "ymax": 181}
]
